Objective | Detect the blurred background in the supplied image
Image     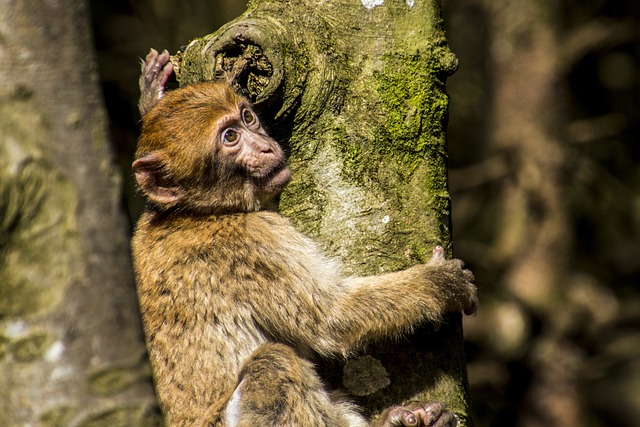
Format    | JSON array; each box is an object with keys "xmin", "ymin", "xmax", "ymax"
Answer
[{"xmin": 89, "ymin": 1, "xmax": 640, "ymax": 426}]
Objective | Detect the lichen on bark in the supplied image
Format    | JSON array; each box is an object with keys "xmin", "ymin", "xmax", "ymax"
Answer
[{"xmin": 0, "ymin": 91, "xmax": 80, "ymax": 322}]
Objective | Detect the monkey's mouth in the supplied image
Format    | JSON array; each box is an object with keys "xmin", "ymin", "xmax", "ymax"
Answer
[
  {"xmin": 267, "ymin": 165, "xmax": 291, "ymax": 189},
  {"xmin": 259, "ymin": 165, "xmax": 291, "ymax": 194}
]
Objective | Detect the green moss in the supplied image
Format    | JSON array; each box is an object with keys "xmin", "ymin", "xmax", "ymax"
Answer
[
  {"xmin": 89, "ymin": 366, "xmax": 140, "ymax": 395},
  {"xmin": 40, "ymin": 406, "xmax": 74, "ymax": 427},
  {"xmin": 0, "ymin": 334, "xmax": 10, "ymax": 359},
  {"xmin": 279, "ymin": 170, "xmax": 327, "ymax": 238},
  {"xmin": 0, "ymin": 161, "xmax": 78, "ymax": 318},
  {"xmin": 374, "ymin": 51, "xmax": 448, "ymax": 158},
  {"xmin": 41, "ymin": 404, "xmax": 164, "ymax": 427},
  {"xmin": 0, "ymin": 95, "xmax": 79, "ymax": 319},
  {"xmin": 331, "ymin": 48, "xmax": 451, "ymax": 191},
  {"xmin": 426, "ymin": 371, "xmax": 473, "ymax": 427},
  {"xmin": 375, "ymin": 55, "xmax": 450, "ymax": 174},
  {"xmin": 11, "ymin": 332, "xmax": 48, "ymax": 362},
  {"xmin": 76, "ymin": 407, "xmax": 140, "ymax": 427},
  {"xmin": 329, "ymin": 123, "xmax": 366, "ymax": 183},
  {"xmin": 177, "ymin": 45, "xmax": 214, "ymax": 86}
]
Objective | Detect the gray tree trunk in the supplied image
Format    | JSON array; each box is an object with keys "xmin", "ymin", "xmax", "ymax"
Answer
[
  {"xmin": 174, "ymin": 0, "xmax": 473, "ymax": 424},
  {"xmin": 0, "ymin": 1, "xmax": 159, "ymax": 425}
]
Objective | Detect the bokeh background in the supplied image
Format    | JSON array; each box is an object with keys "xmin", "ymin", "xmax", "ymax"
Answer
[{"xmin": 89, "ymin": 1, "xmax": 640, "ymax": 426}]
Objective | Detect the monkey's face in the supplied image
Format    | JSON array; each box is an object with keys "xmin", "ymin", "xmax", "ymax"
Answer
[
  {"xmin": 215, "ymin": 105, "xmax": 291, "ymax": 204},
  {"xmin": 133, "ymin": 81, "xmax": 290, "ymax": 214}
]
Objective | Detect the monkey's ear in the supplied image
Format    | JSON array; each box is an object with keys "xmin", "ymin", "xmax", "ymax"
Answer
[{"xmin": 132, "ymin": 153, "xmax": 183, "ymax": 205}]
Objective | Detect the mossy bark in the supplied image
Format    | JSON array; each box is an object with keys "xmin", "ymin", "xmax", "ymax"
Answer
[
  {"xmin": 174, "ymin": 0, "xmax": 472, "ymax": 424},
  {"xmin": 0, "ymin": 1, "xmax": 159, "ymax": 425}
]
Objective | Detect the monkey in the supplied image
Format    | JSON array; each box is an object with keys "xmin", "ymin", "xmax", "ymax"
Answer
[{"xmin": 132, "ymin": 49, "xmax": 478, "ymax": 427}]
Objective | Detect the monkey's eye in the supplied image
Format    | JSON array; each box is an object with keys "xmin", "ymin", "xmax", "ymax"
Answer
[
  {"xmin": 242, "ymin": 109, "xmax": 255, "ymax": 126},
  {"xmin": 222, "ymin": 129, "xmax": 239, "ymax": 145}
]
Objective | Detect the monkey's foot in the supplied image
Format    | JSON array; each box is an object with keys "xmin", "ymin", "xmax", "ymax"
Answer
[{"xmin": 378, "ymin": 402, "xmax": 457, "ymax": 427}]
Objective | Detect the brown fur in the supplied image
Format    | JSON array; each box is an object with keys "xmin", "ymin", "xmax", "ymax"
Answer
[{"xmin": 132, "ymin": 80, "xmax": 477, "ymax": 426}]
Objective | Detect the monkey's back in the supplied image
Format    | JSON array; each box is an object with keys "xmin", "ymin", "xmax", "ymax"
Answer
[{"xmin": 132, "ymin": 209, "xmax": 331, "ymax": 425}]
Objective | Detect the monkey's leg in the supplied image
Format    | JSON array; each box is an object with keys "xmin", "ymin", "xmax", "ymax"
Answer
[
  {"xmin": 221, "ymin": 343, "xmax": 365, "ymax": 427},
  {"xmin": 209, "ymin": 344, "xmax": 457, "ymax": 427}
]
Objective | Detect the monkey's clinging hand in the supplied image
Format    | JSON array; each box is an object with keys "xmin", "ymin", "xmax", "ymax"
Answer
[{"xmin": 132, "ymin": 48, "xmax": 477, "ymax": 427}]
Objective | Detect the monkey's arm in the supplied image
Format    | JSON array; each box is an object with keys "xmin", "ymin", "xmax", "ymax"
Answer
[
  {"xmin": 247, "ymin": 223, "xmax": 477, "ymax": 358},
  {"xmin": 315, "ymin": 251, "xmax": 476, "ymax": 356}
]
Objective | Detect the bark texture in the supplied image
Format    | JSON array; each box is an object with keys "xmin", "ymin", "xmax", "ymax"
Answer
[
  {"xmin": 0, "ymin": 1, "xmax": 159, "ymax": 425},
  {"xmin": 174, "ymin": 0, "xmax": 472, "ymax": 423}
]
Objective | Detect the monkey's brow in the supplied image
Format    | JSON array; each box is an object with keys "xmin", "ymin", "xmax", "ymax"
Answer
[{"xmin": 216, "ymin": 114, "xmax": 242, "ymax": 130}]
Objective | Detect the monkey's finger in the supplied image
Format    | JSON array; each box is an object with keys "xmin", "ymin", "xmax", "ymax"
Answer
[
  {"xmin": 143, "ymin": 48, "xmax": 159, "ymax": 69},
  {"xmin": 379, "ymin": 406, "xmax": 421, "ymax": 427},
  {"xmin": 142, "ymin": 48, "xmax": 172, "ymax": 82},
  {"xmin": 427, "ymin": 245, "xmax": 446, "ymax": 266},
  {"xmin": 430, "ymin": 410, "xmax": 458, "ymax": 427},
  {"xmin": 412, "ymin": 401, "xmax": 458, "ymax": 427}
]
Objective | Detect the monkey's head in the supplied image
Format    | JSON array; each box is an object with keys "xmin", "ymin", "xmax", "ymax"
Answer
[{"xmin": 133, "ymin": 82, "xmax": 291, "ymax": 214}]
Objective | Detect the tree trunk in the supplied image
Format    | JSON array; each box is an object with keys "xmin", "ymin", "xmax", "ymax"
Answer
[
  {"xmin": 0, "ymin": 1, "xmax": 159, "ymax": 425},
  {"xmin": 174, "ymin": 0, "xmax": 472, "ymax": 423}
]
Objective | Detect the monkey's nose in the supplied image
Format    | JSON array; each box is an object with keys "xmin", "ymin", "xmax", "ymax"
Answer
[{"xmin": 250, "ymin": 135, "xmax": 276, "ymax": 155}]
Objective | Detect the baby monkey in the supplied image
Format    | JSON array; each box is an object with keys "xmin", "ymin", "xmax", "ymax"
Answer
[{"xmin": 133, "ymin": 49, "xmax": 478, "ymax": 427}]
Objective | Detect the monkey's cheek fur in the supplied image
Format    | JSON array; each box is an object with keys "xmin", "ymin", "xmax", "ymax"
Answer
[{"xmin": 262, "ymin": 166, "xmax": 291, "ymax": 194}]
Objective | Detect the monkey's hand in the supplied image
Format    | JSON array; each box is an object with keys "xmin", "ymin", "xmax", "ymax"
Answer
[
  {"xmin": 139, "ymin": 48, "xmax": 173, "ymax": 116},
  {"xmin": 376, "ymin": 401, "xmax": 458, "ymax": 427},
  {"xmin": 423, "ymin": 245, "xmax": 478, "ymax": 316}
]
